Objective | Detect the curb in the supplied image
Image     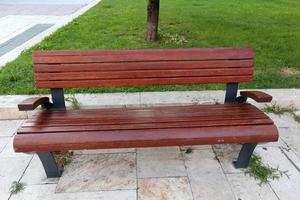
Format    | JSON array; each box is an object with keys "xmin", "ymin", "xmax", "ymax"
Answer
[{"xmin": 0, "ymin": 89, "xmax": 299, "ymax": 120}]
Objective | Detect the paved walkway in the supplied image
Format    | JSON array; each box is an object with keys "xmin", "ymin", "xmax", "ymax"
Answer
[
  {"xmin": 0, "ymin": 90, "xmax": 299, "ymax": 200},
  {"xmin": 0, "ymin": 0, "xmax": 101, "ymax": 67}
]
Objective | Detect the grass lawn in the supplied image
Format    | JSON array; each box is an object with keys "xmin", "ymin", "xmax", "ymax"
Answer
[{"xmin": 0, "ymin": 0, "xmax": 299, "ymax": 95}]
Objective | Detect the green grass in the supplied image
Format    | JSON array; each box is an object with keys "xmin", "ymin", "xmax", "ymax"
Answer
[
  {"xmin": 0, "ymin": 0, "xmax": 300, "ymax": 95},
  {"xmin": 263, "ymin": 103, "xmax": 296, "ymax": 115},
  {"xmin": 245, "ymin": 154, "xmax": 289, "ymax": 185},
  {"xmin": 10, "ymin": 181, "xmax": 26, "ymax": 195}
]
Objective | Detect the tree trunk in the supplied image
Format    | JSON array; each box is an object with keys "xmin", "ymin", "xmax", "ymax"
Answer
[{"xmin": 146, "ymin": 0, "xmax": 160, "ymax": 41}]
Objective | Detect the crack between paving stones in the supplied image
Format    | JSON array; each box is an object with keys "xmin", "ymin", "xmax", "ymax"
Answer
[
  {"xmin": 279, "ymin": 147, "xmax": 300, "ymax": 173},
  {"xmin": 8, "ymin": 155, "xmax": 34, "ymax": 200},
  {"xmin": 181, "ymin": 151, "xmax": 196, "ymax": 200}
]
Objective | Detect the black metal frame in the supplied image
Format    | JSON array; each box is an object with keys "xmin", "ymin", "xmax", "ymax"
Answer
[
  {"xmin": 224, "ymin": 83, "xmax": 257, "ymax": 168},
  {"xmin": 37, "ymin": 88, "xmax": 66, "ymax": 178},
  {"xmin": 233, "ymin": 143, "xmax": 257, "ymax": 168},
  {"xmin": 37, "ymin": 152, "xmax": 62, "ymax": 177}
]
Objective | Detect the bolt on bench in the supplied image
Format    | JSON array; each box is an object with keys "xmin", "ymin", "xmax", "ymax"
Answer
[{"xmin": 14, "ymin": 48, "xmax": 278, "ymax": 178}]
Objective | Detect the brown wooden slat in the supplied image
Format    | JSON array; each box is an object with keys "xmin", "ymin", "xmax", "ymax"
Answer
[
  {"xmin": 240, "ymin": 91, "xmax": 273, "ymax": 102},
  {"xmin": 28, "ymin": 104, "xmax": 263, "ymax": 118},
  {"xmin": 25, "ymin": 111, "xmax": 266, "ymax": 124},
  {"xmin": 34, "ymin": 60, "xmax": 254, "ymax": 73},
  {"xmin": 33, "ymin": 48, "xmax": 254, "ymax": 64},
  {"xmin": 18, "ymin": 118, "xmax": 273, "ymax": 134},
  {"xmin": 36, "ymin": 76, "xmax": 253, "ymax": 88},
  {"xmin": 18, "ymin": 97, "xmax": 49, "ymax": 111},
  {"xmin": 35, "ymin": 68, "xmax": 253, "ymax": 81},
  {"xmin": 13, "ymin": 125, "xmax": 278, "ymax": 152},
  {"xmin": 22, "ymin": 115, "xmax": 267, "ymax": 127}
]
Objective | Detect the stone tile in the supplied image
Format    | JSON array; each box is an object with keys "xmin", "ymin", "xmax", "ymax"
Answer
[
  {"xmin": 0, "ymin": 138, "xmax": 33, "ymax": 158},
  {"xmin": 138, "ymin": 177, "xmax": 193, "ymax": 200},
  {"xmin": 140, "ymin": 91, "xmax": 224, "ymax": 106},
  {"xmin": 0, "ymin": 157, "xmax": 32, "ymax": 199},
  {"xmin": 0, "ymin": 4, "xmax": 84, "ymax": 16},
  {"xmin": 0, "ymin": 24, "xmax": 53, "ymax": 57},
  {"xmin": 0, "ymin": 136, "xmax": 10, "ymax": 153},
  {"xmin": 257, "ymin": 138, "xmax": 287, "ymax": 148},
  {"xmin": 56, "ymin": 153, "xmax": 136, "ymax": 192},
  {"xmin": 74, "ymin": 148, "xmax": 136, "ymax": 155},
  {"xmin": 184, "ymin": 149, "xmax": 235, "ymax": 200},
  {"xmin": 180, "ymin": 145, "xmax": 212, "ymax": 151},
  {"xmin": 267, "ymin": 113, "xmax": 300, "ymax": 128},
  {"xmin": 278, "ymin": 127, "xmax": 300, "ymax": 157},
  {"xmin": 21, "ymin": 155, "xmax": 59, "ymax": 185},
  {"xmin": 227, "ymin": 173, "xmax": 278, "ymax": 200},
  {"xmin": 137, "ymin": 147, "xmax": 186, "ymax": 178},
  {"xmin": 0, "ymin": 120, "xmax": 23, "ymax": 136},
  {"xmin": 0, "ymin": 108, "xmax": 27, "ymax": 120},
  {"xmin": 256, "ymin": 147, "xmax": 300, "ymax": 200},
  {"xmin": 10, "ymin": 184, "xmax": 136, "ymax": 200},
  {"xmin": 212, "ymin": 144, "xmax": 243, "ymax": 174},
  {"xmin": 74, "ymin": 93, "xmax": 140, "ymax": 108}
]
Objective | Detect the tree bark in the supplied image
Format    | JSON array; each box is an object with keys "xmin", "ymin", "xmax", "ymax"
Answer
[{"xmin": 146, "ymin": 0, "xmax": 160, "ymax": 41}]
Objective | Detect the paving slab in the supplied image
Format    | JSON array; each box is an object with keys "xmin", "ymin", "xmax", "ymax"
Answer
[
  {"xmin": 10, "ymin": 184, "xmax": 136, "ymax": 200},
  {"xmin": 137, "ymin": 147, "xmax": 186, "ymax": 178},
  {"xmin": 0, "ymin": 120, "xmax": 23, "ymax": 136},
  {"xmin": 56, "ymin": 153, "xmax": 136, "ymax": 192},
  {"xmin": 138, "ymin": 177, "xmax": 193, "ymax": 200},
  {"xmin": 278, "ymin": 127, "xmax": 300, "ymax": 157},
  {"xmin": 140, "ymin": 91, "xmax": 224, "ymax": 106},
  {"xmin": 0, "ymin": 138, "xmax": 33, "ymax": 158},
  {"xmin": 256, "ymin": 147, "xmax": 300, "ymax": 200},
  {"xmin": 267, "ymin": 113, "xmax": 300, "ymax": 128},
  {"xmin": 212, "ymin": 144, "xmax": 243, "ymax": 174},
  {"xmin": 226, "ymin": 173, "xmax": 278, "ymax": 200},
  {"xmin": 74, "ymin": 148, "xmax": 136, "ymax": 155},
  {"xmin": 0, "ymin": 4, "xmax": 84, "ymax": 16},
  {"xmin": 0, "ymin": 157, "xmax": 32, "ymax": 200},
  {"xmin": 0, "ymin": 24, "xmax": 53, "ymax": 56},
  {"xmin": 180, "ymin": 145, "xmax": 212, "ymax": 151},
  {"xmin": 0, "ymin": 0, "xmax": 93, "ymax": 4},
  {"xmin": 184, "ymin": 149, "xmax": 235, "ymax": 200},
  {"xmin": 0, "ymin": 137, "xmax": 10, "ymax": 153},
  {"xmin": 21, "ymin": 155, "xmax": 59, "ymax": 185}
]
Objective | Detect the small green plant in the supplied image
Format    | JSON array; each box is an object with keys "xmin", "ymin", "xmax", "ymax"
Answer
[
  {"xmin": 245, "ymin": 154, "xmax": 289, "ymax": 185},
  {"xmin": 54, "ymin": 151, "xmax": 74, "ymax": 169},
  {"xmin": 263, "ymin": 103, "xmax": 296, "ymax": 115},
  {"xmin": 160, "ymin": 32, "xmax": 187, "ymax": 45},
  {"xmin": 294, "ymin": 115, "xmax": 300, "ymax": 122},
  {"xmin": 65, "ymin": 94, "xmax": 80, "ymax": 110},
  {"xmin": 10, "ymin": 181, "xmax": 25, "ymax": 195},
  {"xmin": 185, "ymin": 147, "xmax": 193, "ymax": 154}
]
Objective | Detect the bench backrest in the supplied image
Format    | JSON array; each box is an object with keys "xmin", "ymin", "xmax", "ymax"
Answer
[{"xmin": 33, "ymin": 48, "xmax": 254, "ymax": 89}]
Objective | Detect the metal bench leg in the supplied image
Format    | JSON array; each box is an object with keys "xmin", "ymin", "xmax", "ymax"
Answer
[
  {"xmin": 37, "ymin": 152, "xmax": 62, "ymax": 178},
  {"xmin": 233, "ymin": 143, "xmax": 257, "ymax": 168}
]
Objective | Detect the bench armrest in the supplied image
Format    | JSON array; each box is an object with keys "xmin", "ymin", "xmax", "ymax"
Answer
[
  {"xmin": 240, "ymin": 91, "xmax": 272, "ymax": 103},
  {"xmin": 18, "ymin": 97, "xmax": 50, "ymax": 111}
]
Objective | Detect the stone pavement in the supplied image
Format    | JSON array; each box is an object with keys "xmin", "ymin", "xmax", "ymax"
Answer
[
  {"xmin": 0, "ymin": 91, "xmax": 299, "ymax": 200},
  {"xmin": 0, "ymin": 0, "xmax": 101, "ymax": 67}
]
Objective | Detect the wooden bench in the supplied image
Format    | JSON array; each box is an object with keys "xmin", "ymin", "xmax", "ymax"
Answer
[{"xmin": 14, "ymin": 48, "xmax": 278, "ymax": 178}]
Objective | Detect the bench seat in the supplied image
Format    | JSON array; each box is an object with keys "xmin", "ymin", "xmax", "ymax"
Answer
[{"xmin": 14, "ymin": 103, "xmax": 278, "ymax": 152}]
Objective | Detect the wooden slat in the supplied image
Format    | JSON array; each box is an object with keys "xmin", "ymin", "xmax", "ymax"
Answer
[
  {"xmin": 36, "ymin": 75, "xmax": 253, "ymax": 88},
  {"xmin": 34, "ymin": 60, "xmax": 254, "ymax": 73},
  {"xmin": 33, "ymin": 48, "xmax": 254, "ymax": 64},
  {"xmin": 14, "ymin": 125, "xmax": 278, "ymax": 152},
  {"xmin": 35, "ymin": 68, "xmax": 253, "ymax": 81},
  {"xmin": 240, "ymin": 91, "xmax": 273, "ymax": 102},
  {"xmin": 18, "ymin": 118, "xmax": 273, "ymax": 134}
]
